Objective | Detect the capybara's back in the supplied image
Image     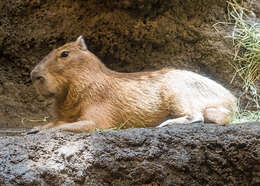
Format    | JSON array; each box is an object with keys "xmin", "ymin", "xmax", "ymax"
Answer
[{"xmin": 30, "ymin": 36, "xmax": 237, "ymax": 133}]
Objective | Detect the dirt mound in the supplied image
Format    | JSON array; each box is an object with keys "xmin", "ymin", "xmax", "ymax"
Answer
[{"xmin": 0, "ymin": 0, "xmax": 259, "ymax": 127}]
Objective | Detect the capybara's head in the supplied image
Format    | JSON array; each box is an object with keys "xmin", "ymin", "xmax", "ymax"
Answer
[{"xmin": 31, "ymin": 36, "xmax": 96, "ymax": 99}]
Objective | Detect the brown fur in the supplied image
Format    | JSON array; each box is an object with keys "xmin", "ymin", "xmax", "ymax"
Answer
[{"xmin": 30, "ymin": 36, "xmax": 237, "ymax": 133}]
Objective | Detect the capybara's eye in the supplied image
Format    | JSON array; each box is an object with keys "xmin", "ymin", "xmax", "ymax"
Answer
[{"xmin": 60, "ymin": 51, "xmax": 69, "ymax": 58}]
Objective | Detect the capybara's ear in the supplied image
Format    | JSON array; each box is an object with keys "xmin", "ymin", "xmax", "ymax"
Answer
[{"xmin": 76, "ymin": 35, "xmax": 88, "ymax": 51}]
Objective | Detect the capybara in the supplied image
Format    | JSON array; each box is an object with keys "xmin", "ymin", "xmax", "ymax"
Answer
[{"xmin": 30, "ymin": 36, "xmax": 237, "ymax": 133}]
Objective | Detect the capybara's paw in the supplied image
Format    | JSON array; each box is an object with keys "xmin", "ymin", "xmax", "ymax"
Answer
[{"xmin": 26, "ymin": 127, "xmax": 40, "ymax": 135}]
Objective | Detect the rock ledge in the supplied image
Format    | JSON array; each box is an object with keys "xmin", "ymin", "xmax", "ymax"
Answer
[{"xmin": 0, "ymin": 123, "xmax": 259, "ymax": 185}]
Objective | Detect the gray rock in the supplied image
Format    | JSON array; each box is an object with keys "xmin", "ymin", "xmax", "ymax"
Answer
[{"xmin": 0, "ymin": 123, "xmax": 259, "ymax": 185}]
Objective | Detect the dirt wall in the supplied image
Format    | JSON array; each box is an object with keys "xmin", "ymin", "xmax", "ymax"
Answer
[{"xmin": 0, "ymin": 0, "xmax": 259, "ymax": 127}]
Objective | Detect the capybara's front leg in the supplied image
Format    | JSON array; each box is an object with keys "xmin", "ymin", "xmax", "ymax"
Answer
[
  {"xmin": 51, "ymin": 120, "xmax": 100, "ymax": 133},
  {"xmin": 26, "ymin": 121, "xmax": 66, "ymax": 134}
]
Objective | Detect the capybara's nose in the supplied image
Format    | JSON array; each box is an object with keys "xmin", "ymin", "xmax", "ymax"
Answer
[{"xmin": 31, "ymin": 69, "xmax": 45, "ymax": 83}]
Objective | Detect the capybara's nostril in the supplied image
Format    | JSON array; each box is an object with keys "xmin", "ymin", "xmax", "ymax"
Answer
[
  {"xmin": 35, "ymin": 76, "xmax": 45, "ymax": 82},
  {"xmin": 31, "ymin": 70, "xmax": 45, "ymax": 83}
]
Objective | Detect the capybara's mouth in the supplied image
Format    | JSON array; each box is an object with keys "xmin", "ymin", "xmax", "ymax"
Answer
[
  {"xmin": 32, "ymin": 83, "xmax": 56, "ymax": 99},
  {"xmin": 39, "ymin": 92, "xmax": 55, "ymax": 99},
  {"xmin": 44, "ymin": 93, "xmax": 55, "ymax": 98}
]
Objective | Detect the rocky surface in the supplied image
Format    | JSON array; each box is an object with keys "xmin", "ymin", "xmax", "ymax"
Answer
[
  {"xmin": 0, "ymin": 0, "xmax": 259, "ymax": 127},
  {"xmin": 0, "ymin": 123, "xmax": 259, "ymax": 185}
]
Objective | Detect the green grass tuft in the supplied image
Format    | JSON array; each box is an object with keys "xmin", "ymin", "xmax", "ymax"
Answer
[{"xmin": 233, "ymin": 109, "xmax": 260, "ymax": 123}]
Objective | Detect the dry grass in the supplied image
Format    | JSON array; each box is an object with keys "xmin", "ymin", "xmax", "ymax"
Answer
[
  {"xmin": 227, "ymin": 0, "xmax": 260, "ymax": 86},
  {"xmin": 214, "ymin": 0, "xmax": 259, "ymax": 122},
  {"xmin": 226, "ymin": 0, "xmax": 259, "ymax": 122}
]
